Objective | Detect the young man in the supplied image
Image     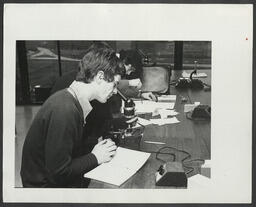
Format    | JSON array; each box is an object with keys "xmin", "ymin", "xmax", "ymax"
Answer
[
  {"xmin": 20, "ymin": 45, "xmax": 124, "ymax": 188},
  {"xmin": 118, "ymin": 49, "xmax": 157, "ymax": 101},
  {"xmin": 50, "ymin": 44, "xmax": 157, "ymax": 143}
]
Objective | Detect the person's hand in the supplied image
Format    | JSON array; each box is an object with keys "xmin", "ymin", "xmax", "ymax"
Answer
[
  {"xmin": 141, "ymin": 92, "xmax": 157, "ymax": 101},
  {"xmin": 91, "ymin": 139, "xmax": 117, "ymax": 164},
  {"xmin": 97, "ymin": 136, "xmax": 103, "ymax": 143},
  {"xmin": 128, "ymin": 79, "xmax": 142, "ymax": 89}
]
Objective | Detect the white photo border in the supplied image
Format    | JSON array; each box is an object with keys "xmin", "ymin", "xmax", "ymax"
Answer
[{"xmin": 3, "ymin": 3, "xmax": 253, "ymax": 203}]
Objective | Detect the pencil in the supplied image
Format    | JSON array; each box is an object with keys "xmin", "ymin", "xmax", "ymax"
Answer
[{"xmin": 144, "ymin": 141, "xmax": 166, "ymax": 145}]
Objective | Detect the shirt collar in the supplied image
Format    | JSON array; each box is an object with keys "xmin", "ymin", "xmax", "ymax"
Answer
[{"xmin": 68, "ymin": 81, "xmax": 92, "ymax": 123}]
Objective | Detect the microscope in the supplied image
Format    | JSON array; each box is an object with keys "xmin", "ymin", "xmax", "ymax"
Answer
[
  {"xmin": 104, "ymin": 89, "xmax": 139, "ymax": 146},
  {"xmin": 117, "ymin": 89, "xmax": 138, "ymax": 136}
]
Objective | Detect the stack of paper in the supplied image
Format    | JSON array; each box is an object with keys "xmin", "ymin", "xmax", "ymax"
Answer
[
  {"xmin": 135, "ymin": 117, "xmax": 180, "ymax": 127},
  {"xmin": 137, "ymin": 117, "xmax": 152, "ymax": 126},
  {"xmin": 84, "ymin": 147, "xmax": 151, "ymax": 186},
  {"xmin": 157, "ymin": 95, "xmax": 177, "ymax": 102},
  {"xmin": 134, "ymin": 100, "xmax": 175, "ymax": 114},
  {"xmin": 157, "ymin": 109, "xmax": 179, "ymax": 118}
]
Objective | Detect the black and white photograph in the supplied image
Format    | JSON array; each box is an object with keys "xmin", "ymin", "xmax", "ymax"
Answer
[
  {"xmin": 15, "ymin": 40, "xmax": 211, "ymax": 188},
  {"xmin": 2, "ymin": 3, "xmax": 253, "ymax": 203}
]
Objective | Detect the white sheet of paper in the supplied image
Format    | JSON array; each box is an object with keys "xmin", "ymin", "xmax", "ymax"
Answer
[
  {"xmin": 157, "ymin": 95, "xmax": 177, "ymax": 102},
  {"xmin": 136, "ymin": 117, "xmax": 152, "ymax": 126},
  {"xmin": 134, "ymin": 100, "xmax": 175, "ymax": 114},
  {"xmin": 133, "ymin": 101, "xmax": 155, "ymax": 113},
  {"xmin": 194, "ymin": 102, "xmax": 200, "ymax": 106},
  {"xmin": 182, "ymin": 71, "xmax": 207, "ymax": 78},
  {"xmin": 135, "ymin": 116, "xmax": 180, "ymax": 127},
  {"xmin": 158, "ymin": 109, "xmax": 179, "ymax": 118},
  {"xmin": 184, "ymin": 102, "xmax": 201, "ymax": 113},
  {"xmin": 84, "ymin": 147, "xmax": 151, "ymax": 186},
  {"xmin": 155, "ymin": 102, "xmax": 175, "ymax": 109}
]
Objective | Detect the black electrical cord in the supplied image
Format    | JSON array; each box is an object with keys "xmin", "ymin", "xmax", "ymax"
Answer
[
  {"xmin": 156, "ymin": 152, "xmax": 176, "ymax": 162},
  {"xmin": 147, "ymin": 145, "xmax": 205, "ymax": 175},
  {"xmin": 183, "ymin": 158, "xmax": 205, "ymax": 175},
  {"xmin": 155, "ymin": 146, "xmax": 193, "ymax": 174},
  {"xmin": 183, "ymin": 165, "xmax": 194, "ymax": 174},
  {"xmin": 183, "ymin": 159, "xmax": 205, "ymax": 165},
  {"xmin": 156, "ymin": 146, "xmax": 191, "ymax": 162},
  {"xmin": 131, "ymin": 115, "xmax": 206, "ymax": 175}
]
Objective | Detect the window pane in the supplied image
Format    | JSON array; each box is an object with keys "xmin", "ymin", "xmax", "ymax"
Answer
[
  {"xmin": 26, "ymin": 41, "xmax": 59, "ymax": 88},
  {"xmin": 58, "ymin": 41, "xmax": 117, "ymax": 76},
  {"xmin": 183, "ymin": 41, "xmax": 211, "ymax": 69},
  {"xmin": 58, "ymin": 41, "xmax": 92, "ymax": 76},
  {"xmin": 135, "ymin": 41, "xmax": 175, "ymax": 65},
  {"xmin": 16, "ymin": 41, "xmax": 116, "ymax": 104}
]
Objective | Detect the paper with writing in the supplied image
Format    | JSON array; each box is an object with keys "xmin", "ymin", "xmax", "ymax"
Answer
[{"xmin": 84, "ymin": 147, "xmax": 151, "ymax": 186}]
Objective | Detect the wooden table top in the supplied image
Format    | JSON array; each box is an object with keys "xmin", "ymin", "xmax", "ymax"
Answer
[{"xmin": 88, "ymin": 69, "xmax": 211, "ymax": 188}]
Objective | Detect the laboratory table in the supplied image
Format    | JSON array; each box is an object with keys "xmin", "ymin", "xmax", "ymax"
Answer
[{"xmin": 88, "ymin": 69, "xmax": 211, "ymax": 188}]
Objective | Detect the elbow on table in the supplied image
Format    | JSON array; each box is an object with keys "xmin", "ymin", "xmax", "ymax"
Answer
[{"xmin": 47, "ymin": 161, "xmax": 73, "ymax": 186}]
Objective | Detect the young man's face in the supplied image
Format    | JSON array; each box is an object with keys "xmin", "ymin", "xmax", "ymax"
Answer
[{"xmin": 97, "ymin": 74, "xmax": 121, "ymax": 103}]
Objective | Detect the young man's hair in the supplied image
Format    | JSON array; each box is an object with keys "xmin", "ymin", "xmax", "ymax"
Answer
[
  {"xmin": 119, "ymin": 49, "xmax": 143, "ymax": 79},
  {"xmin": 119, "ymin": 50, "xmax": 134, "ymax": 67},
  {"xmin": 76, "ymin": 43, "xmax": 125, "ymax": 83}
]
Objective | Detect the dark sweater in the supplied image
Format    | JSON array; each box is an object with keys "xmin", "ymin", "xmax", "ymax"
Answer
[
  {"xmin": 51, "ymin": 71, "xmax": 113, "ymax": 140},
  {"xmin": 20, "ymin": 90, "xmax": 98, "ymax": 188}
]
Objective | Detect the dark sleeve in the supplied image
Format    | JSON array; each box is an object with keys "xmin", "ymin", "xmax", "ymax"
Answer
[
  {"xmin": 44, "ymin": 105, "xmax": 98, "ymax": 185},
  {"xmin": 117, "ymin": 79, "xmax": 140, "ymax": 98}
]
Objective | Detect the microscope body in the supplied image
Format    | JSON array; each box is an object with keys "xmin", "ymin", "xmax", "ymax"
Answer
[
  {"xmin": 104, "ymin": 91, "xmax": 138, "ymax": 145},
  {"xmin": 123, "ymin": 99, "xmax": 136, "ymax": 127}
]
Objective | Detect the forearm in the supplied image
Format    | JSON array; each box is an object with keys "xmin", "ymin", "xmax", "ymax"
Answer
[{"xmin": 70, "ymin": 153, "xmax": 98, "ymax": 175}]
